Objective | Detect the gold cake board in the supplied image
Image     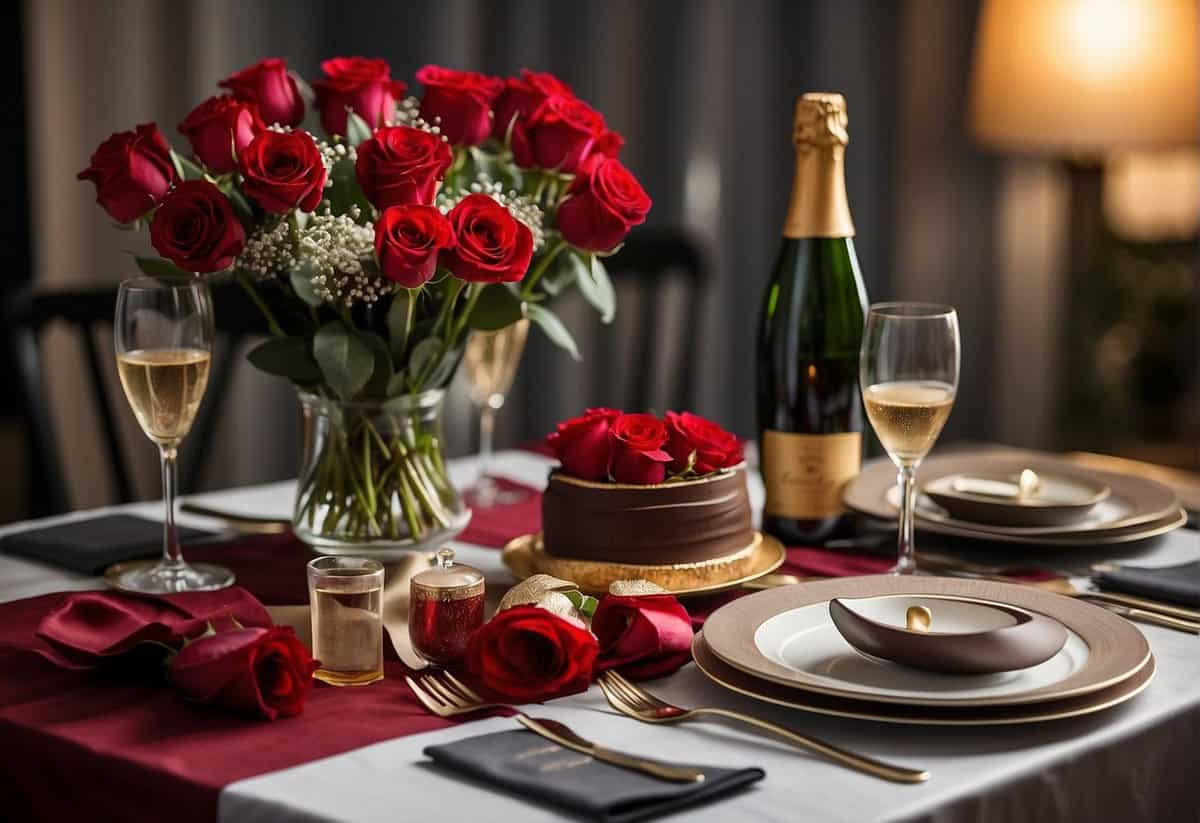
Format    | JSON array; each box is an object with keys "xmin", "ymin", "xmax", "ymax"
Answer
[{"xmin": 501, "ymin": 531, "xmax": 785, "ymax": 597}]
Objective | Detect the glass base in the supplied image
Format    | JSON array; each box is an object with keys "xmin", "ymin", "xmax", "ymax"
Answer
[
  {"xmin": 113, "ymin": 560, "xmax": 235, "ymax": 593},
  {"xmin": 314, "ymin": 666, "xmax": 385, "ymax": 687}
]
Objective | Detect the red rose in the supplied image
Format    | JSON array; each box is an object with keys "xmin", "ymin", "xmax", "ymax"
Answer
[
  {"xmin": 517, "ymin": 95, "xmax": 604, "ymax": 172},
  {"xmin": 557, "ymin": 156, "xmax": 651, "ymax": 252},
  {"xmin": 313, "ymin": 57, "xmax": 406, "ymax": 136},
  {"xmin": 594, "ymin": 128, "xmax": 625, "ymax": 158},
  {"xmin": 609, "ymin": 413, "xmax": 672, "ymax": 484},
  {"xmin": 593, "ymin": 595, "xmax": 694, "ymax": 680},
  {"xmin": 219, "ymin": 57, "xmax": 305, "ymax": 128},
  {"xmin": 441, "ymin": 193, "xmax": 534, "ymax": 284},
  {"xmin": 415, "ymin": 65, "xmax": 504, "ymax": 147},
  {"xmin": 77, "ymin": 123, "xmax": 177, "ymax": 224},
  {"xmin": 545, "ymin": 407, "xmax": 622, "ymax": 481},
  {"xmin": 664, "ymin": 411, "xmax": 743, "ymax": 475},
  {"xmin": 149, "ymin": 180, "xmax": 246, "ymax": 273},
  {"xmin": 375, "ymin": 205, "xmax": 455, "ymax": 288},
  {"xmin": 169, "ymin": 626, "xmax": 318, "ymax": 720},
  {"xmin": 355, "ymin": 125, "xmax": 452, "ymax": 209},
  {"xmin": 178, "ymin": 95, "xmax": 264, "ymax": 174},
  {"xmin": 238, "ymin": 130, "xmax": 327, "ymax": 214},
  {"xmin": 492, "ymin": 69, "xmax": 574, "ymax": 142},
  {"xmin": 464, "ymin": 605, "xmax": 598, "ymax": 702}
]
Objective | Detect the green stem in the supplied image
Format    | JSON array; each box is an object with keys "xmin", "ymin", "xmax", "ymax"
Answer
[
  {"xmin": 447, "ymin": 283, "xmax": 483, "ymax": 347},
  {"xmin": 235, "ymin": 271, "xmax": 285, "ymax": 337},
  {"xmin": 435, "ymin": 279, "xmax": 466, "ymax": 340},
  {"xmin": 521, "ymin": 238, "xmax": 566, "ymax": 299}
]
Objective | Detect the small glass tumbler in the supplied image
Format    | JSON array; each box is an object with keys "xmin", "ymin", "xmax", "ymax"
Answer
[
  {"xmin": 410, "ymin": 549, "xmax": 485, "ymax": 667},
  {"xmin": 307, "ymin": 556, "xmax": 385, "ymax": 686}
]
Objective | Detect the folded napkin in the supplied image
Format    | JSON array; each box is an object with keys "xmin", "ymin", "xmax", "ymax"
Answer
[
  {"xmin": 457, "ymin": 479, "xmax": 543, "ymax": 548},
  {"xmin": 425, "ymin": 729, "xmax": 764, "ymax": 823},
  {"xmin": 32, "ymin": 587, "xmax": 272, "ymax": 668},
  {"xmin": 0, "ymin": 513, "xmax": 215, "ymax": 575},
  {"xmin": 1094, "ymin": 560, "xmax": 1200, "ymax": 608}
]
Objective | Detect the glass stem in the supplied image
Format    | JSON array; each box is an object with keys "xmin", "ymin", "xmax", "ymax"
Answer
[
  {"xmin": 159, "ymin": 443, "xmax": 184, "ymax": 569},
  {"xmin": 895, "ymin": 465, "xmax": 917, "ymax": 574},
  {"xmin": 477, "ymin": 405, "xmax": 497, "ymax": 501}
]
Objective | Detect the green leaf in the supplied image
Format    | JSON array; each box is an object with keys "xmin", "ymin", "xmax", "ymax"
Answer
[
  {"xmin": 346, "ymin": 111, "xmax": 373, "ymax": 148},
  {"xmin": 386, "ymin": 370, "xmax": 410, "ymax": 397},
  {"xmin": 564, "ymin": 590, "xmax": 600, "ymax": 618},
  {"xmin": 134, "ymin": 256, "xmax": 192, "ymax": 278},
  {"xmin": 289, "ymin": 261, "xmax": 324, "ymax": 307},
  {"xmin": 539, "ymin": 250, "xmax": 578, "ymax": 297},
  {"xmin": 246, "ymin": 336, "xmax": 322, "ymax": 383},
  {"xmin": 525, "ymin": 303, "xmax": 581, "ymax": 361},
  {"xmin": 467, "ymin": 283, "xmax": 525, "ymax": 331},
  {"xmin": 326, "ymin": 156, "xmax": 374, "ymax": 221},
  {"xmin": 404, "ymin": 337, "xmax": 443, "ymax": 390},
  {"xmin": 425, "ymin": 347, "xmax": 462, "ymax": 389},
  {"xmin": 576, "ymin": 253, "xmax": 616, "ymax": 323},
  {"xmin": 360, "ymin": 331, "xmax": 394, "ymax": 397},
  {"xmin": 312, "ymin": 322, "xmax": 375, "ymax": 400},
  {"xmin": 169, "ymin": 149, "xmax": 206, "ymax": 181},
  {"xmin": 387, "ymin": 289, "xmax": 416, "ymax": 359}
]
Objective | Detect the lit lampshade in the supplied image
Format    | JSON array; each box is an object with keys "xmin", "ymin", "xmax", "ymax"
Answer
[{"xmin": 969, "ymin": 0, "xmax": 1199, "ymax": 154}]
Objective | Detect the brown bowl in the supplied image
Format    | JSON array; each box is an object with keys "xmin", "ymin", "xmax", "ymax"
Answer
[{"xmin": 829, "ymin": 594, "xmax": 1068, "ymax": 675}]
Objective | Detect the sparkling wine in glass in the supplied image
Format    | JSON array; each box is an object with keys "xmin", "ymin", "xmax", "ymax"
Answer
[
  {"xmin": 461, "ymin": 318, "xmax": 530, "ymax": 507},
  {"xmin": 860, "ymin": 303, "xmax": 960, "ymax": 574},
  {"xmin": 113, "ymin": 276, "xmax": 234, "ymax": 592}
]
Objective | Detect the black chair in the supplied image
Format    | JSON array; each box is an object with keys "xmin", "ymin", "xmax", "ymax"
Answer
[
  {"xmin": 5, "ymin": 281, "xmax": 266, "ymax": 516},
  {"xmin": 591, "ymin": 228, "xmax": 711, "ymax": 411}
]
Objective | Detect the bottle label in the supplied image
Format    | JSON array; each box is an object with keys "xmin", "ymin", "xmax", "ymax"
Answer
[{"xmin": 761, "ymin": 431, "xmax": 862, "ymax": 519}]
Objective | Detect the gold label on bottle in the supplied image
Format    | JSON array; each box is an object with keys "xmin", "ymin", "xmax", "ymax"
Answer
[{"xmin": 761, "ymin": 431, "xmax": 862, "ymax": 519}]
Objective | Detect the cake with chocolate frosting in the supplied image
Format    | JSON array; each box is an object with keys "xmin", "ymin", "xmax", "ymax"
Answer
[{"xmin": 541, "ymin": 467, "xmax": 755, "ymax": 565}]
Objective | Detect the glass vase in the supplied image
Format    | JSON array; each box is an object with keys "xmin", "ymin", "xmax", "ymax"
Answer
[{"xmin": 292, "ymin": 390, "xmax": 470, "ymax": 553}]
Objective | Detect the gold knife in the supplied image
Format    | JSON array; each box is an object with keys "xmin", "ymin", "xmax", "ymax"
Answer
[
  {"xmin": 515, "ymin": 715, "xmax": 705, "ymax": 783},
  {"xmin": 179, "ymin": 502, "xmax": 291, "ymax": 534}
]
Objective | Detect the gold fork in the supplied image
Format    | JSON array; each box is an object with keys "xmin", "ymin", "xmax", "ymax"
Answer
[{"xmin": 597, "ymin": 670, "xmax": 929, "ymax": 784}]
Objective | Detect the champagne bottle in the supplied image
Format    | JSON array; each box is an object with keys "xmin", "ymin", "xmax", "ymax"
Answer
[{"xmin": 756, "ymin": 93, "xmax": 868, "ymax": 544}]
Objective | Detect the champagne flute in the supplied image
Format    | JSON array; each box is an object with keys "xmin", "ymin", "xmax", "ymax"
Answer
[
  {"xmin": 461, "ymin": 319, "xmax": 530, "ymax": 507},
  {"xmin": 860, "ymin": 303, "xmax": 960, "ymax": 574},
  {"xmin": 114, "ymin": 276, "xmax": 234, "ymax": 592}
]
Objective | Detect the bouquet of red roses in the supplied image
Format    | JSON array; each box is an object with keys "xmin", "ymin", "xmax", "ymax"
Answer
[{"xmin": 79, "ymin": 58, "xmax": 651, "ymax": 543}]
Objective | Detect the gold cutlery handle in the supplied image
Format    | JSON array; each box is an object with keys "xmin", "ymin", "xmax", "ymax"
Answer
[
  {"xmin": 1117, "ymin": 608, "xmax": 1200, "ymax": 634},
  {"xmin": 590, "ymin": 746, "xmax": 706, "ymax": 783},
  {"xmin": 693, "ymin": 707, "xmax": 928, "ymax": 784},
  {"xmin": 179, "ymin": 502, "xmax": 291, "ymax": 534},
  {"xmin": 1078, "ymin": 590, "xmax": 1200, "ymax": 623}
]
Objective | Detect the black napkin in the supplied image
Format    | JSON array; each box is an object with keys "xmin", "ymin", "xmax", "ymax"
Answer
[
  {"xmin": 0, "ymin": 514, "xmax": 215, "ymax": 575},
  {"xmin": 424, "ymin": 729, "xmax": 764, "ymax": 823},
  {"xmin": 1094, "ymin": 560, "xmax": 1200, "ymax": 608}
]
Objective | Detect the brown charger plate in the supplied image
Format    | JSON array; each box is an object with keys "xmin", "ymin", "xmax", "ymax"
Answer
[
  {"xmin": 501, "ymin": 532, "xmax": 785, "ymax": 597},
  {"xmin": 702, "ymin": 575, "xmax": 1150, "ymax": 707},
  {"xmin": 845, "ymin": 451, "xmax": 1183, "ymax": 545},
  {"xmin": 692, "ymin": 632, "xmax": 1156, "ymax": 726}
]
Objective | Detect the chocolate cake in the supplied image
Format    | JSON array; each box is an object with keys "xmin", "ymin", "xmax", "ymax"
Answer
[{"xmin": 541, "ymin": 467, "xmax": 755, "ymax": 565}]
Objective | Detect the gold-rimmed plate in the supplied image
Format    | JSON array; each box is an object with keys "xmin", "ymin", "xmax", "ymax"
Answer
[
  {"xmin": 702, "ymin": 575, "xmax": 1150, "ymax": 708},
  {"xmin": 501, "ymin": 531, "xmax": 785, "ymax": 597},
  {"xmin": 693, "ymin": 632, "xmax": 1156, "ymax": 726}
]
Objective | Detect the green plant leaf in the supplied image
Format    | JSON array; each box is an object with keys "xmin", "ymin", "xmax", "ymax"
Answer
[
  {"xmin": 346, "ymin": 111, "xmax": 373, "ymax": 148},
  {"xmin": 387, "ymin": 289, "xmax": 416, "ymax": 359},
  {"xmin": 246, "ymin": 336, "xmax": 322, "ymax": 383},
  {"xmin": 386, "ymin": 370, "xmax": 410, "ymax": 397},
  {"xmin": 576, "ymin": 253, "xmax": 616, "ymax": 323},
  {"xmin": 564, "ymin": 590, "xmax": 599, "ymax": 618},
  {"xmin": 134, "ymin": 256, "xmax": 193, "ymax": 278},
  {"xmin": 326, "ymin": 156, "xmax": 374, "ymax": 221},
  {"xmin": 169, "ymin": 149, "xmax": 207, "ymax": 181},
  {"xmin": 404, "ymin": 337, "xmax": 443, "ymax": 390},
  {"xmin": 467, "ymin": 283, "xmax": 525, "ymax": 331},
  {"xmin": 425, "ymin": 347, "xmax": 462, "ymax": 389},
  {"xmin": 313, "ymin": 322, "xmax": 375, "ymax": 400},
  {"xmin": 289, "ymin": 261, "xmax": 324, "ymax": 307},
  {"xmin": 525, "ymin": 303, "xmax": 581, "ymax": 361},
  {"xmin": 360, "ymin": 330, "xmax": 394, "ymax": 397},
  {"xmin": 540, "ymin": 250, "xmax": 578, "ymax": 297}
]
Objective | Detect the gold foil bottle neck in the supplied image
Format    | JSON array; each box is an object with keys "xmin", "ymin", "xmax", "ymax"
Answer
[
  {"xmin": 783, "ymin": 92, "xmax": 854, "ymax": 238},
  {"xmin": 793, "ymin": 93, "xmax": 849, "ymax": 149}
]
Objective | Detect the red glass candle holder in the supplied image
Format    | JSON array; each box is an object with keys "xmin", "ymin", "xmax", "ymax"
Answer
[{"xmin": 410, "ymin": 549, "xmax": 485, "ymax": 667}]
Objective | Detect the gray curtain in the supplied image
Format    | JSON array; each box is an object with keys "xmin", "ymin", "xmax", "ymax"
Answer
[{"xmin": 28, "ymin": 0, "xmax": 1035, "ymax": 507}]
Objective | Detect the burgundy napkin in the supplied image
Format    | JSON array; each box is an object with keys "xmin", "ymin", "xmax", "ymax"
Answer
[
  {"xmin": 32, "ymin": 587, "xmax": 272, "ymax": 668},
  {"xmin": 457, "ymin": 478, "xmax": 543, "ymax": 548}
]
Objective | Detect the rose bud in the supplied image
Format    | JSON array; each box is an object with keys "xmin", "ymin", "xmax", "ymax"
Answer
[
  {"xmin": 375, "ymin": 204, "xmax": 455, "ymax": 288},
  {"xmin": 593, "ymin": 594, "xmax": 694, "ymax": 680},
  {"xmin": 464, "ymin": 605, "xmax": 598, "ymax": 702},
  {"xmin": 77, "ymin": 123, "xmax": 177, "ymax": 224},
  {"xmin": 492, "ymin": 69, "xmax": 575, "ymax": 142},
  {"xmin": 557, "ymin": 156, "xmax": 651, "ymax": 253},
  {"xmin": 415, "ymin": 65, "xmax": 504, "ymax": 147},
  {"xmin": 664, "ymin": 411, "xmax": 743, "ymax": 475},
  {"xmin": 178, "ymin": 95, "xmax": 264, "ymax": 174},
  {"xmin": 219, "ymin": 57, "xmax": 305, "ymax": 127},
  {"xmin": 608, "ymin": 413, "xmax": 673, "ymax": 484},
  {"xmin": 149, "ymin": 180, "xmax": 246, "ymax": 274},
  {"xmin": 440, "ymin": 194, "xmax": 534, "ymax": 284},
  {"xmin": 169, "ymin": 626, "xmax": 318, "ymax": 720},
  {"xmin": 355, "ymin": 125, "xmax": 453, "ymax": 210},
  {"xmin": 594, "ymin": 128, "xmax": 625, "ymax": 158},
  {"xmin": 545, "ymin": 407, "xmax": 622, "ymax": 481},
  {"xmin": 313, "ymin": 56, "xmax": 407, "ymax": 136},
  {"xmin": 520, "ymin": 95, "xmax": 604, "ymax": 172},
  {"xmin": 238, "ymin": 130, "xmax": 327, "ymax": 214}
]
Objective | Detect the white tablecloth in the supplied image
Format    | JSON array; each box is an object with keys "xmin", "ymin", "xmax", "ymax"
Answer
[{"xmin": 2, "ymin": 451, "xmax": 1198, "ymax": 823}]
